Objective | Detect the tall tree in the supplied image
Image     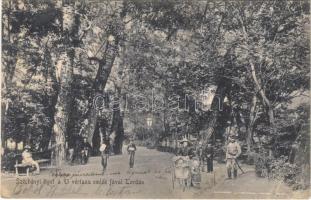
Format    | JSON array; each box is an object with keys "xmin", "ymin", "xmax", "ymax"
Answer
[
  {"xmin": 50, "ymin": 0, "xmax": 83, "ymax": 166},
  {"xmin": 77, "ymin": 2, "xmax": 125, "ymax": 154}
]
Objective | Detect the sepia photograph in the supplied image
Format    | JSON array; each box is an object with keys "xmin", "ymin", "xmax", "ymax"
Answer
[{"xmin": 1, "ymin": 0, "xmax": 310, "ymax": 199}]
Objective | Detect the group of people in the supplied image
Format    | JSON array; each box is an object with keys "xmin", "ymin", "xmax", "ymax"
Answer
[
  {"xmin": 67, "ymin": 137, "xmax": 92, "ymax": 165},
  {"xmin": 176, "ymin": 138, "xmax": 214, "ymax": 174},
  {"xmin": 175, "ymin": 134, "xmax": 242, "ymax": 179},
  {"xmin": 19, "ymin": 137, "xmax": 137, "ymax": 175},
  {"xmin": 99, "ymin": 137, "xmax": 137, "ymax": 173},
  {"xmin": 18, "ymin": 133, "xmax": 241, "ymax": 180}
]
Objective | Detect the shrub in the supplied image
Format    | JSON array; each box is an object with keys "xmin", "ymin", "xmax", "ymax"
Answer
[
  {"xmin": 1, "ymin": 151, "xmax": 19, "ymax": 171},
  {"xmin": 254, "ymin": 154, "xmax": 305, "ymax": 190},
  {"xmin": 269, "ymin": 156, "xmax": 301, "ymax": 188},
  {"xmin": 254, "ymin": 152, "xmax": 272, "ymax": 178}
]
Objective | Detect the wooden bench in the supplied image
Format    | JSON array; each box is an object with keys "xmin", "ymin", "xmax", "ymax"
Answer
[
  {"xmin": 15, "ymin": 162, "xmax": 32, "ymax": 176},
  {"xmin": 15, "ymin": 159, "xmax": 51, "ymax": 176},
  {"xmin": 37, "ymin": 159, "xmax": 51, "ymax": 167}
]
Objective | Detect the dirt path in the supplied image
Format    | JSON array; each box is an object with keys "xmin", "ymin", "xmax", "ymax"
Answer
[{"xmin": 1, "ymin": 146, "xmax": 304, "ymax": 198}]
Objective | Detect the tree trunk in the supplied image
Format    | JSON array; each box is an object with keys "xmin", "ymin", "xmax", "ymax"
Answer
[
  {"xmin": 163, "ymin": 92, "xmax": 170, "ymax": 136},
  {"xmin": 2, "ymin": 0, "xmax": 18, "ymax": 88},
  {"xmin": 238, "ymin": 12, "xmax": 276, "ymax": 156},
  {"xmin": 238, "ymin": 13, "xmax": 275, "ymax": 128},
  {"xmin": 50, "ymin": 2, "xmax": 79, "ymax": 167},
  {"xmin": 110, "ymin": 108, "xmax": 124, "ymax": 154},
  {"xmin": 249, "ymin": 62, "xmax": 275, "ymax": 126},
  {"xmin": 51, "ymin": 50, "xmax": 74, "ymax": 167},
  {"xmin": 204, "ymin": 80, "xmax": 230, "ymax": 143},
  {"xmin": 294, "ymin": 123, "xmax": 310, "ymax": 189},
  {"xmin": 110, "ymin": 86, "xmax": 124, "ymax": 155},
  {"xmin": 246, "ymin": 95, "xmax": 257, "ymax": 152},
  {"xmin": 81, "ymin": 38, "xmax": 119, "ymax": 146}
]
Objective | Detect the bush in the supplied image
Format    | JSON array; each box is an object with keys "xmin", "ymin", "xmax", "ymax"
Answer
[
  {"xmin": 254, "ymin": 154, "xmax": 305, "ymax": 190},
  {"xmin": 269, "ymin": 156, "xmax": 301, "ymax": 188},
  {"xmin": 1, "ymin": 151, "xmax": 20, "ymax": 171},
  {"xmin": 254, "ymin": 152, "xmax": 272, "ymax": 178}
]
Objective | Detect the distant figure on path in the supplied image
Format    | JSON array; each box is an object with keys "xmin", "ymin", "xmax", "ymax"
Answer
[
  {"xmin": 22, "ymin": 145, "xmax": 40, "ymax": 174},
  {"xmin": 100, "ymin": 137, "xmax": 110, "ymax": 174},
  {"xmin": 127, "ymin": 139, "xmax": 137, "ymax": 168},
  {"xmin": 225, "ymin": 135, "xmax": 241, "ymax": 179},
  {"xmin": 196, "ymin": 141, "xmax": 205, "ymax": 171},
  {"xmin": 205, "ymin": 141, "xmax": 214, "ymax": 173},
  {"xmin": 66, "ymin": 139, "xmax": 75, "ymax": 165},
  {"xmin": 81, "ymin": 137, "xmax": 92, "ymax": 164}
]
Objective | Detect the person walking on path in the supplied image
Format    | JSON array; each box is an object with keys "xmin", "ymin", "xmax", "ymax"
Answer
[
  {"xmin": 100, "ymin": 137, "xmax": 110, "ymax": 174},
  {"xmin": 225, "ymin": 135, "xmax": 241, "ymax": 179},
  {"xmin": 127, "ymin": 139, "xmax": 137, "ymax": 169},
  {"xmin": 81, "ymin": 137, "xmax": 92, "ymax": 164},
  {"xmin": 205, "ymin": 141, "xmax": 214, "ymax": 173}
]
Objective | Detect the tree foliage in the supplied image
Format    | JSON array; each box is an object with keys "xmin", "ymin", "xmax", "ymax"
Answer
[{"xmin": 2, "ymin": 0, "xmax": 310, "ymax": 185}]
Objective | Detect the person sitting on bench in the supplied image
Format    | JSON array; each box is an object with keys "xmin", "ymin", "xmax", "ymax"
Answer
[{"xmin": 22, "ymin": 145, "xmax": 40, "ymax": 174}]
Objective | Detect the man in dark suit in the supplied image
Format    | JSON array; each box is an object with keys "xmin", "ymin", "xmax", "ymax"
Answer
[
  {"xmin": 127, "ymin": 139, "xmax": 137, "ymax": 168},
  {"xmin": 205, "ymin": 141, "xmax": 214, "ymax": 173}
]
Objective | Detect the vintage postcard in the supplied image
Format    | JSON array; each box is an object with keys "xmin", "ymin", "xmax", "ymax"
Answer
[{"xmin": 1, "ymin": 0, "xmax": 310, "ymax": 199}]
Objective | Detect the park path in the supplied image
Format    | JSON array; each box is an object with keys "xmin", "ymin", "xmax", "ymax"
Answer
[{"xmin": 1, "ymin": 146, "xmax": 306, "ymax": 198}]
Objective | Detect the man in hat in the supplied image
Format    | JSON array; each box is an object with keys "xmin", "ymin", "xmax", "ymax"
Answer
[
  {"xmin": 22, "ymin": 145, "xmax": 40, "ymax": 174},
  {"xmin": 127, "ymin": 139, "xmax": 137, "ymax": 168},
  {"xmin": 205, "ymin": 141, "xmax": 214, "ymax": 173},
  {"xmin": 225, "ymin": 135, "xmax": 241, "ymax": 179}
]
